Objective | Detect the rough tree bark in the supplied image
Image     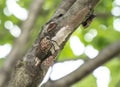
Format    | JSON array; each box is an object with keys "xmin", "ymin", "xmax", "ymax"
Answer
[
  {"xmin": 0, "ymin": 0, "xmax": 44, "ymax": 87},
  {"xmin": 0, "ymin": 0, "xmax": 100, "ymax": 87}
]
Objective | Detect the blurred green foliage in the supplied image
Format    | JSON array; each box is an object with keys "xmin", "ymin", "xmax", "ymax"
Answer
[
  {"xmin": 73, "ymin": 75, "xmax": 97, "ymax": 87},
  {"xmin": 0, "ymin": 0, "xmax": 120, "ymax": 87}
]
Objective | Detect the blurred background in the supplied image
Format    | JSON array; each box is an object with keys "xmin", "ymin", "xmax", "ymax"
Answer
[{"xmin": 0, "ymin": 0, "xmax": 120, "ymax": 87}]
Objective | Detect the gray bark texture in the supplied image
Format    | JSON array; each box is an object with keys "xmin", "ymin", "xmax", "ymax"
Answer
[
  {"xmin": 0, "ymin": 0, "xmax": 44, "ymax": 87},
  {"xmin": 0, "ymin": 0, "xmax": 100, "ymax": 87}
]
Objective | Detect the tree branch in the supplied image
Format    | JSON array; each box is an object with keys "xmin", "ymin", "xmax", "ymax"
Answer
[
  {"xmin": 0, "ymin": 0, "xmax": 100, "ymax": 87},
  {"xmin": 52, "ymin": 0, "xmax": 77, "ymax": 18},
  {"xmin": 0, "ymin": 0, "xmax": 44, "ymax": 87},
  {"xmin": 42, "ymin": 40, "xmax": 120, "ymax": 87}
]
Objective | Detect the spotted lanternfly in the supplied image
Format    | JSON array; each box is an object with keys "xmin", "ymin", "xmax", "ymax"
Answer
[
  {"xmin": 35, "ymin": 35, "xmax": 59, "ymax": 62},
  {"xmin": 82, "ymin": 14, "xmax": 96, "ymax": 28},
  {"xmin": 39, "ymin": 36, "xmax": 52, "ymax": 53}
]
